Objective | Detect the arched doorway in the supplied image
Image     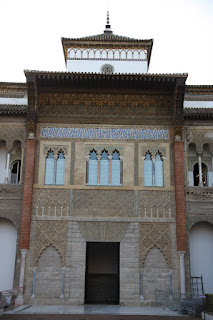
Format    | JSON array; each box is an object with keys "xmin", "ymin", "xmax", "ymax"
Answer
[
  {"xmin": 189, "ymin": 222, "xmax": 213, "ymax": 294},
  {"xmin": 193, "ymin": 163, "xmax": 208, "ymax": 186},
  {"xmin": 0, "ymin": 218, "xmax": 17, "ymax": 291}
]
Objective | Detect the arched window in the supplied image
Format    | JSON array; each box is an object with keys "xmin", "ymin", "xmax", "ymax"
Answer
[
  {"xmin": 10, "ymin": 160, "xmax": 21, "ymax": 184},
  {"xmin": 155, "ymin": 152, "xmax": 164, "ymax": 187},
  {"xmin": 44, "ymin": 150, "xmax": 55, "ymax": 185},
  {"xmin": 88, "ymin": 150, "xmax": 98, "ymax": 185},
  {"xmin": 193, "ymin": 162, "xmax": 208, "ymax": 186},
  {"xmin": 45, "ymin": 149, "xmax": 65, "ymax": 185},
  {"xmin": 100, "ymin": 150, "xmax": 109, "ymax": 185},
  {"xmin": 56, "ymin": 151, "xmax": 65, "ymax": 185},
  {"xmin": 111, "ymin": 150, "xmax": 121, "ymax": 186},
  {"xmin": 144, "ymin": 152, "xmax": 153, "ymax": 186}
]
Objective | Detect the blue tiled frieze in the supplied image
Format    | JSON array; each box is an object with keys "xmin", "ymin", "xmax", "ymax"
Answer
[{"xmin": 41, "ymin": 127, "xmax": 169, "ymax": 140}]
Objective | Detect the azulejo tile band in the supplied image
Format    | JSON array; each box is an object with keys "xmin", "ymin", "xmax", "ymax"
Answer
[{"xmin": 41, "ymin": 127, "xmax": 169, "ymax": 140}]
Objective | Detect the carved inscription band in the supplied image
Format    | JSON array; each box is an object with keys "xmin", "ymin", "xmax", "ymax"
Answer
[{"xmin": 41, "ymin": 127, "xmax": 169, "ymax": 140}]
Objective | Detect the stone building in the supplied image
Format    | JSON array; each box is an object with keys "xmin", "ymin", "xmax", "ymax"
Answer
[{"xmin": 0, "ymin": 16, "xmax": 212, "ymax": 305}]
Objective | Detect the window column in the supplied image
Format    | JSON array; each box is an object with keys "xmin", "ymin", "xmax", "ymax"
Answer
[
  {"xmin": 4, "ymin": 151, "xmax": 10, "ymax": 183},
  {"xmin": 97, "ymin": 155, "xmax": 101, "ymax": 185},
  {"xmin": 198, "ymin": 154, "xmax": 203, "ymax": 186}
]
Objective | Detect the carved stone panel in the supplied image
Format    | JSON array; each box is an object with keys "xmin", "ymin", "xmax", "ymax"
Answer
[
  {"xmin": 186, "ymin": 130, "xmax": 213, "ymax": 153},
  {"xmin": 32, "ymin": 189, "xmax": 70, "ymax": 217},
  {"xmin": 0, "ymin": 126, "xmax": 25, "ymax": 150},
  {"xmin": 78, "ymin": 221, "xmax": 129, "ymax": 242},
  {"xmin": 137, "ymin": 191, "xmax": 175, "ymax": 218},
  {"xmin": 34, "ymin": 221, "xmax": 68, "ymax": 266},
  {"xmin": 139, "ymin": 223, "xmax": 172, "ymax": 268},
  {"xmin": 72, "ymin": 190, "xmax": 134, "ymax": 218}
]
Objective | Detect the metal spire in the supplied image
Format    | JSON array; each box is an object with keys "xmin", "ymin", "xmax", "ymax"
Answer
[{"xmin": 104, "ymin": 11, "xmax": 113, "ymax": 34}]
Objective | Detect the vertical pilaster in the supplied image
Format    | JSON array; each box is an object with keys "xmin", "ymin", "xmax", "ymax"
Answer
[
  {"xmin": 178, "ymin": 251, "xmax": 186, "ymax": 294},
  {"xmin": 20, "ymin": 137, "xmax": 37, "ymax": 249},
  {"xmin": 70, "ymin": 141, "xmax": 75, "ymax": 185},
  {"xmin": 134, "ymin": 142, "xmax": 138, "ymax": 186},
  {"xmin": 15, "ymin": 249, "xmax": 27, "ymax": 305},
  {"xmin": 174, "ymin": 139, "xmax": 187, "ymax": 252}
]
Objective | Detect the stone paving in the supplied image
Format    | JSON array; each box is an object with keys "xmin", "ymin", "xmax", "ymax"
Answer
[{"xmin": 1, "ymin": 305, "xmax": 198, "ymax": 319}]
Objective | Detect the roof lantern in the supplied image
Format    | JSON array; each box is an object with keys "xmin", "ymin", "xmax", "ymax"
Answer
[{"xmin": 104, "ymin": 11, "xmax": 112, "ymax": 34}]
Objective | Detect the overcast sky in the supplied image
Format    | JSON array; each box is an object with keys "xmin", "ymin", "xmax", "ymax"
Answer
[{"xmin": 0, "ymin": 0, "xmax": 212, "ymax": 85}]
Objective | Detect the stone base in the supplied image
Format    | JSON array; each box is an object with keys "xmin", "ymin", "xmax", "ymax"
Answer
[{"xmin": 15, "ymin": 295, "xmax": 24, "ymax": 307}]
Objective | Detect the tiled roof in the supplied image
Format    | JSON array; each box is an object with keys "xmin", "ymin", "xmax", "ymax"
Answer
[
  {"xmin": 0, "ymin": 104, "xmax": 28, "ymax": 114},
  {"xmin": 24, "ymin": 70, "xmax": 187, "ymax": 78},
  {"xmin": 62, "ymin": 34, "xmax": 153, "ymax": 42},
  {"xmin": 184, "ymin": 107, "xmax": 213, "ymax": 118}
]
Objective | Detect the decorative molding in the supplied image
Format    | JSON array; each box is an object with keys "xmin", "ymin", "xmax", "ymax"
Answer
[
  {"xmin": 138, "ymin": 191, "xmax": 175, "ymax": 219},
  {"xmin": 86, "ymin": 145, "xmax": 123, "ymax": 156},
  {"xmin": 34, "ymin": 221, "xmax": 67, "ymax": 266},
  {"xmin": 41, "ymin": 127, "xmax": 169, "ymax": 140},
  {"xmin": 139, "ymin": 223, "xmax": 172, "ymax": 268},
  {"xmin": 77, "ymin": 221, "xmax": 129, "ymax": 242},
  {"xmin": 32, "ymin": 189, "xmax": 70, "ymax": 217},
  {"xmin": 43, "ymin": 145, "xmax": 68, "ymax": 156}
]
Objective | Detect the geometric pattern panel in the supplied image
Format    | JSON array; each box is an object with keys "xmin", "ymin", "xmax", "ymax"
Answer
[
  {"xmin": 41, "ymin": 127, "xmax": 169, "ymax": 140},
  {"xmin": 186, "ymin": 129, "xmax": 213, "ymax": 153},
  {"xmin": 137, "ymin": 191, "xmax": 175, "ymax": 219},
  {"xmin": 78, "ymin": 221, "xmax": 129, "ymax": 242},
  {"xmin": 0, "ymin": 126, "xmax": 25, "ymax": 150},
  {"xmin": 139, "ymin": 223, "xmax": 172, "ymax": 268},
  {"xmin": 34, "ymin": 221, "xmax": 68, "ymax": 266},
  {"xmin": 32, "ymin": 189, "xmax": 70, "ymax": 217}
]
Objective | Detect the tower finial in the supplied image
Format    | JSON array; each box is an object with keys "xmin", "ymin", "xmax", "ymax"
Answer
[{"xmin": 104, "ymin": 11, "xmax": 113, "ymax": 34}]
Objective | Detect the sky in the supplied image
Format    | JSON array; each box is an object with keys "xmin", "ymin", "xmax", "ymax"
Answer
[{"xmin": 0, "ymin": 0, "xmax": 212, "ymax": 85}]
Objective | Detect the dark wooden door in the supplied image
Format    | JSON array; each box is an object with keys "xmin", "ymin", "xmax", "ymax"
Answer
[{"xmin": 85, "ymin": 242, "xmax": 119, "ymax": 304}]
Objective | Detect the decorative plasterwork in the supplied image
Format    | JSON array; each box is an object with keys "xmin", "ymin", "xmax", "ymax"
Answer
[
  {"xmin": 32, "ymin": 189, "xmax": 70, "ymax": 217},
  {"xmin": 78, "ymin": 221, "xmax": 129, "ymax": 242},
  {"xmin": 141, "ymin": 147, "xmax": 166, "ymax": 157},
  {"xmin": 138, "ymin": 191, "xmax": 175, "ymax": 219},
  {"xmin": 186, "ymin": 130, "xmax": 213, "ymax": 153},
  {"xmin": 34, "ymin": 221, "xmax": 67, "ymax": 266},
  {"xmin": 0, "ymin": 126, "xmax": 25, "ymax": 150},
  {"xmin": 41, "ymin": 127, "xmax": 169, "ymax": 140},
  {"xmin": 39, "ymin": 92, "xmax": 172, "ymax": 108},
  {"xmin": 139, "ymin": 223, "xmax": 172, "ymax": 268},
  {"xmin": 43, "ymin": 145, "xmax": 68, "ymax": 156},
  {"xmin": 86, "ymin": 145, "xmax": 123, "ymax": 156}
]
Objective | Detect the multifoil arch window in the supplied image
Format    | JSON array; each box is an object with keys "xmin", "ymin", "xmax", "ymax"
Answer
[
  {"xmin": 187, "ymin": 142, "xmax": 212, "ymax": 187},
  {"xmin": 86, "ymin": 148, "xmax": 122, "ymax": 186},
  {"xmin": 44, "ymin": 149, "xmax": 65, "ymax": 185},
  {"xmin": 88, "ymin": 149, "xmax": 98, "ymax": 186},
  {"xmin": 10, "ymin": 160, "xmax": 21, "ymax": 184},
  {"xmin": 144, "ymin": 150, "xmax": 164, "ymax": 187}
]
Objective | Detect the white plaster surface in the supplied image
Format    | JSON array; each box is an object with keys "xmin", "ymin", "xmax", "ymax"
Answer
[
  {"xmin": 0, "ymin": 218, "xmax": 17, "ymax": 291},
  {"xmin": 0, "ymin": 145, "xmax": 7, "ymax": 183},
  {"xmin": 66, "ymin": 59, "xmax": 148, "ymax": 74},
  {"xmin": 184, "ymin": 100, "xmax": 213, "ymax": 108},
  {"xmin": 0, "ymin": 96, "xmax": 28, "ymax": 105},
  {"xmin": 188, "ymin": 171, "xmax": 194, "ymax": 186},
  {"xmin": 189, "ymin": 222, "xmax": 213, "ymax": 294}
]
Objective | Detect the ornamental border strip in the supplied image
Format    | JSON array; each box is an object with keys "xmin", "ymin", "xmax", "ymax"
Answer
[{"xmin": 41, "ymin": 127, "xmax": 169, "ymax": 140}]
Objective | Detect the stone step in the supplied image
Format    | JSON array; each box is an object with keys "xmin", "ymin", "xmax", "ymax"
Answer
[{"xmin": 2, "ymin": 314, "xmax": 196, "ymax": 320}]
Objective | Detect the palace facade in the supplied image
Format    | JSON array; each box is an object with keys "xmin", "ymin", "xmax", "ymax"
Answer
[{"xmin": 0, "ymin": 17, "xmax": 213, "ymax": 305}]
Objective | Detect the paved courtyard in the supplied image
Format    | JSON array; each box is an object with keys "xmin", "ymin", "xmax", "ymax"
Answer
[{"xmin": 1, "ymin": 305, "xmax": 198, "ymax": 319}]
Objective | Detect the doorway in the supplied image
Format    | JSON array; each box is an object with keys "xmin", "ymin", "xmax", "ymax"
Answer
[{"xmin": 85, "ymin": 242, "xmax": 119, "ymax": 304}]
